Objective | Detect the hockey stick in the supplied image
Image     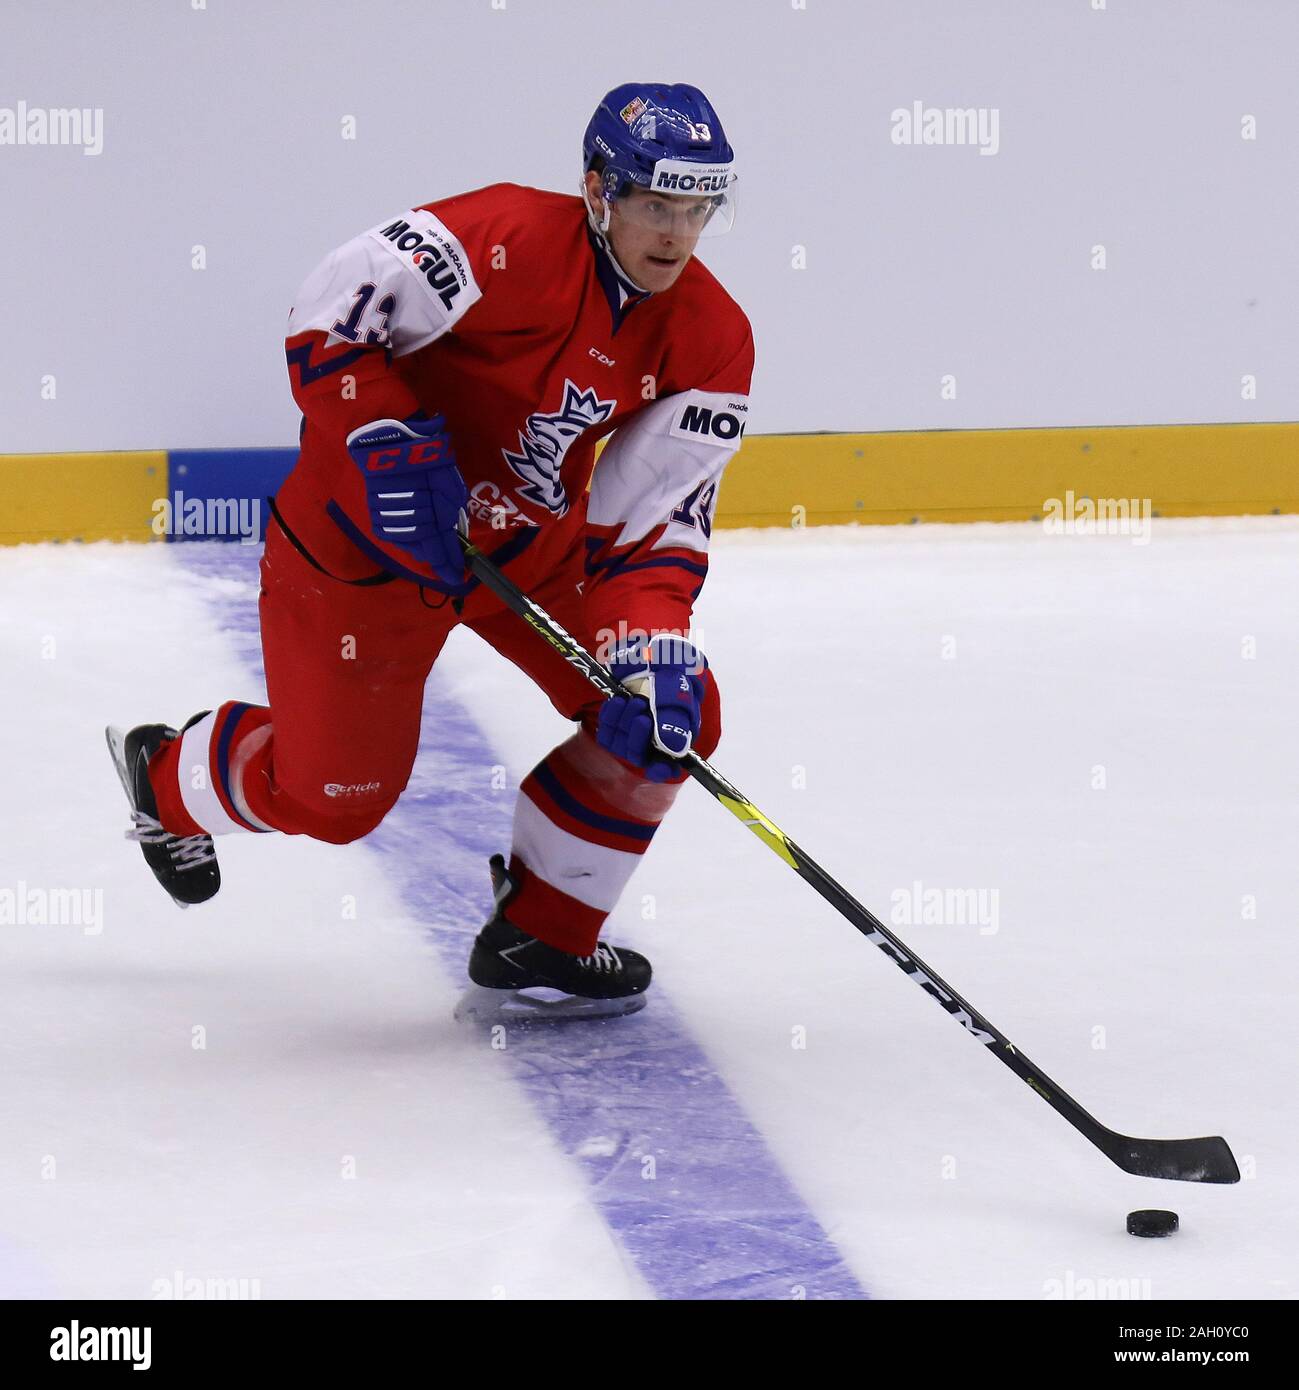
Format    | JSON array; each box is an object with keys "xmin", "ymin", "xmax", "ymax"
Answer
[{"xmin": 459, "ymin": 538, "xmax": 1240, "ymax": 1185}]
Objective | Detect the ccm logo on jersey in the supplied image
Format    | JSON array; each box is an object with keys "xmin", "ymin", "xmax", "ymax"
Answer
[
  {"xmin": 375, "ymin": 214, "xmax": 474, "ymax": 312},
  {"xmin": 668, "ymin": 390, "xmax": 749, "ymax": 448}
]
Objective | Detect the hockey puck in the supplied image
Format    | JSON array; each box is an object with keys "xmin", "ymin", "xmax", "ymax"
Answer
[{"xmin": 1126, "ymin": 1209, "xmax": 1178, "ymax": 1238}]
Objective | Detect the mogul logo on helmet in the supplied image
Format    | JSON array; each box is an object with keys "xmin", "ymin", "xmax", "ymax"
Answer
[
  {"xmin": 503, "ymin": 380, "xmax": 617, "ymax": 518},
  {"xmin": 376, "ymin": 216, "xmax": 471, "ymax": 312},
  {"xmin": 651, "ymin": 158, "xmax": 733, "ymax": 194}
]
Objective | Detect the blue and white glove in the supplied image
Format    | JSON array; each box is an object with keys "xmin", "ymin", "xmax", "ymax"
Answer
[
  {"xmin": 346, "ymin": 415, "xmax": 468, "ymax": 586},
  {"xmin": 597, "ymin": 635, "xmax": 708, "ymax": 782}
]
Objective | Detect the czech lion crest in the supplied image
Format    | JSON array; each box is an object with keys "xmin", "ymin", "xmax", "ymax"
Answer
[{"xmin": 503, "ymin": 380, "xmax": 617, "ymax": 518}]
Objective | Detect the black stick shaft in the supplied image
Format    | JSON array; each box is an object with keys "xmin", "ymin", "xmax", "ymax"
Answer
[{"xmin": 459, "ymin": 538, "xmax": 1239, "ymax": 1184}]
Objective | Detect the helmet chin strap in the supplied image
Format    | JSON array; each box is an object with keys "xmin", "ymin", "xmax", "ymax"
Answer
[{"xmin": 581, "ymin": 180, "xmax": 651, "ymax": 295}]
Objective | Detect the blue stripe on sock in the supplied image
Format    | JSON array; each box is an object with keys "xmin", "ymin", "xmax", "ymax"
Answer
[
  {"xmin": 528, "ymin": 760, "xmax": 657, "ymax": 844},
  {"xmin": 214, "ymin": 701, "xmax": 262, "ymax": 832}
]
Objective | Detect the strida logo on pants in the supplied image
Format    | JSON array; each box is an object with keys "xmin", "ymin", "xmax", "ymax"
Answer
[{"xmin": 323, "ymin": 781, "xmax": 382, "ymax": 798}]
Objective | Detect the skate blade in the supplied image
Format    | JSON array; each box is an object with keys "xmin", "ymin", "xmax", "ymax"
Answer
[
  {"xmin": 105, "ymin": 725, "xmax": 133, "ymax": 802},
  {"xmin": 454, "ymin": 984, "xmax": 648, "ymax": 1026}
]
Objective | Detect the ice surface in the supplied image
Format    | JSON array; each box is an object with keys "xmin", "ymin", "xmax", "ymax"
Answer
[{"xmin": 2, "ymin": 518, "xmax": 1295, "ymax": 1298}]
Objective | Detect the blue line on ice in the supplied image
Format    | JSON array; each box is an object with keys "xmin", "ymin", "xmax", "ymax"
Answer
[{"xmin": 180, "ymin": 544, "xmax": 866, "ymax": 1300}]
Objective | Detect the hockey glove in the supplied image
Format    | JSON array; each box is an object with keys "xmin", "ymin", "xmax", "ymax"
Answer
[
  {"xmin": 347, "ymin": 415, "xmax": 468, "ymax": 586},
  {"xmin": 597, "ymin": 635, "xmax": 708, "ymax": 782}
]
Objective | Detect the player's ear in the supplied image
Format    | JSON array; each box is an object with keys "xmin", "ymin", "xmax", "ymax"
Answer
[{"xmin": 582, "ymin": 169, "xmax": 603, "ymax": 212}]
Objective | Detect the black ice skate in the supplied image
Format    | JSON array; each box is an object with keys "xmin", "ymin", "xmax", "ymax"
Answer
[
  {"xmin": 457, "ymin": 854, "xmax": 650, "ymax": 1023},
  {"xmin": 105, "ymin": 719, "xmax": 221, "ymax": 908}
]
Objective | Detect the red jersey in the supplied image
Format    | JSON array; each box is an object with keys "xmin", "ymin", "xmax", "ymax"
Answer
[{"xmin": 278, "ymin": 183, "xmax": 754, "ymax": 637}]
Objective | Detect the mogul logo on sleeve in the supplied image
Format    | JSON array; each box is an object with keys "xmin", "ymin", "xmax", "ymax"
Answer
[
  {"xmin": 373, "ymin": 212, "xmax": 478, "ymax": 313},
  {"xmin": 668, "ymin": 390, "xmax": 749, "ymax": 448}
]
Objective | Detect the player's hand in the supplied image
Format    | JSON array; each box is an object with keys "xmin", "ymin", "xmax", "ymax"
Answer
[
  {"xmin": 346, "ymin": 415, "xmax": 468, "ymax": 586},
  {"xmin": 598, "ymin": 635, "xmax": 708, "ymax": 782}
]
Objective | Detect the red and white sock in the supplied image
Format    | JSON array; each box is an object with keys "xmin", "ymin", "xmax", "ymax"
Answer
[
  {"xmin": 505, "ymin": 729, "xmax": 681, "ymax": 955},
  {"xmin": 149, "ymin": 702, "xmax": 274, "ymax": 836}
]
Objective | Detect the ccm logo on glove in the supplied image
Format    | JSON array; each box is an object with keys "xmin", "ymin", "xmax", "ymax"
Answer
[{"xmin": 360, "ymin": 439, "xmax": 450, "ymax": 471}]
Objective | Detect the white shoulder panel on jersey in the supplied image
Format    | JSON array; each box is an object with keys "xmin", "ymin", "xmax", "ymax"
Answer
[
  {"xmin": 588, "ymin": 389, "xmax": 750, "ymax": 554},
  {"xmin": 286, "ymin": 209, "xmax": 483, "ymax": 357}
]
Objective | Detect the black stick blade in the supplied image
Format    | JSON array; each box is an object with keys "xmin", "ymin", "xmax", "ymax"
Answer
[{"xmin": 1104, "ymin": 1132, "xmax": 1240, "ymax": 1184}]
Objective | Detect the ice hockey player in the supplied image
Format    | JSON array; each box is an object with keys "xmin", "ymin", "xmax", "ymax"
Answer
[{"xmin": 108, "ymin": 82, "xmax": 753, "ymax": 1015}]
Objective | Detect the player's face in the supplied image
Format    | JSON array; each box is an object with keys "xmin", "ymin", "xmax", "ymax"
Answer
[
  {"xmin": 586, "ymin": 177, "xmax": 712, "ymax": 292},
  {"xmin": 610, "ymin": 188, "xmax": 715, "ymax": 291}
]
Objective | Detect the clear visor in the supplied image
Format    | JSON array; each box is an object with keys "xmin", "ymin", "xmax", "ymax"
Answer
[{"xmin": 612, "ymin": 179, "xmax": 738, "ymax": 240}]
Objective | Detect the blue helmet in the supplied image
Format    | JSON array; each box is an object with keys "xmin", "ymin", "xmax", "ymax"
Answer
[{"xmin": 582, "ymin": 83, "xmax": 735, "ymax": 204}]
